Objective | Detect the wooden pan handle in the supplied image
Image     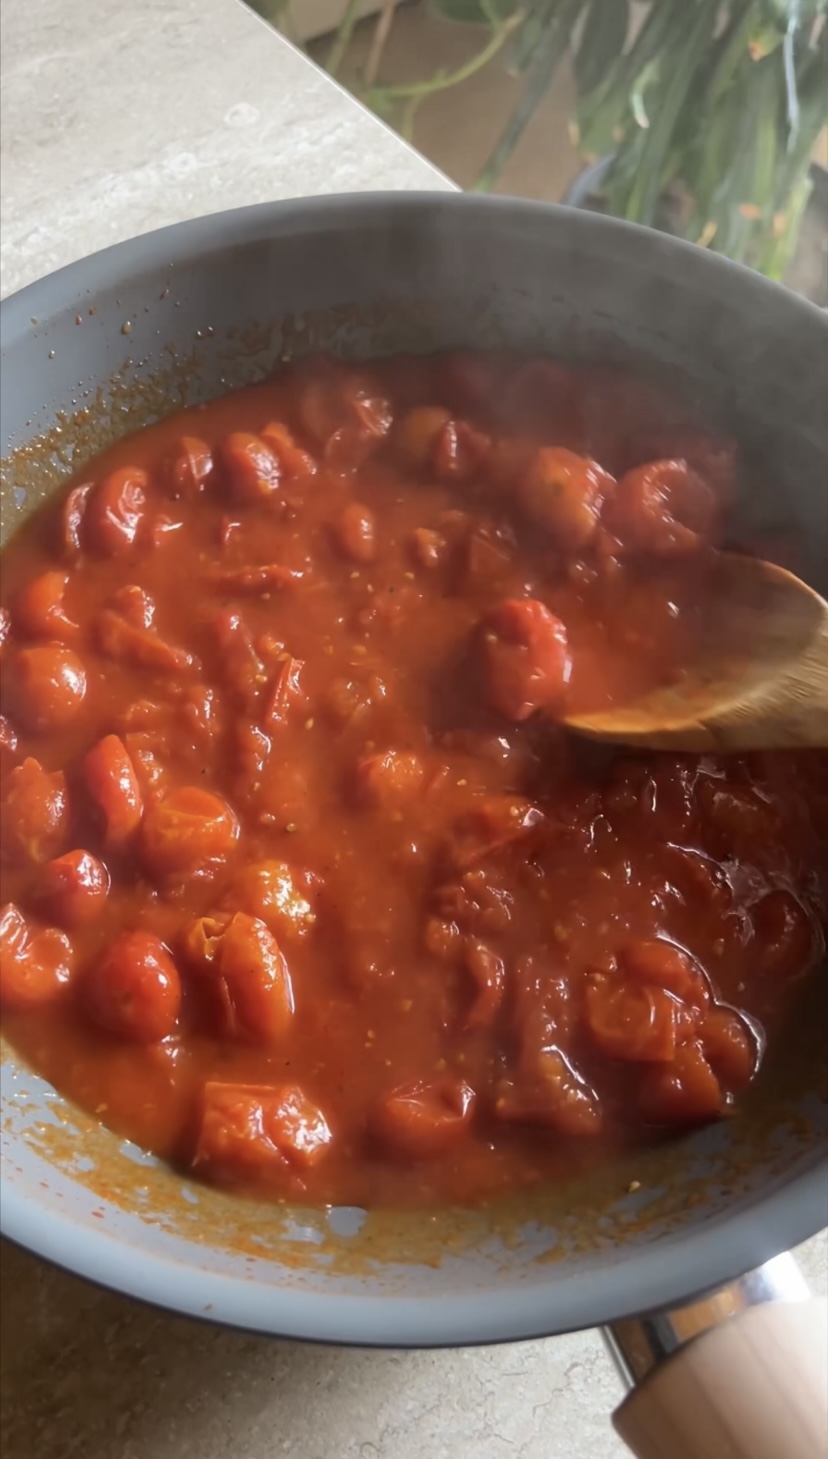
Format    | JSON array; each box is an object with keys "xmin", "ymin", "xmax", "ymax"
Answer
[{"xmin": 612, "ymin": 1298, "xmax": 828, "ymax": 1459}]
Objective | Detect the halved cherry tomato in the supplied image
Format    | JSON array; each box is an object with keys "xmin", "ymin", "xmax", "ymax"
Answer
[
  {"xmin": 83, "ymin": 931, "xmax": 180, "ymax": 1042},
  {"xmin": 481, "ymin": 598, "xmax": 570, "ymax": 722},
  {"xmin": 335, "ymin": 502, "xmax": 377, "ymax": 564},
  {"xmin": 519, "ymin": 447, "xmax": 615, "ymax": 552},
  {"xmin": 86, "ymin": 467, "xmax": 149, "ymax": 555},
  {"xmin": 41, "ymin": 850, "xmax": 109, "ymax": 928},
  {"xmin": 195, "ymin": 911, "xmax": 295, "ymax": 1043},
  {"xmin": 14, "ymin": 571, "xmax": 78, "ymax": 641},
  {"xmin": 355, "ymin": 750, "xmax": 425, "ymax": 809},
  {"xmin": 394, "ymin": 406, "xmax": 451, "ymax": 470},
  {"xmin": 221, "ymin": 433, "xmax": 281, "ymax": 503},
  {"xmin": 7, "ymin": 643, "xmax": 87, "ymax": 732},
  {"xmin": 165, "ymin": 436, "xmax": 214, "ymax": 499},
  {"xmin": 83, "ymin": 734, "xmax": 143, "ymax": 848},
  {"xmin": 260, "ymin": 421, "xmax": 317, "ymax": 479},
  {"xmin": 0, "ymin": 903, "xmax": 75, "ymax": 1011},
  {"xmin": 606, "ymin": 459, "xmax": 717, "ymax": 557},
  {"xmin": 142, "ymin": 786, "xmax": 239, "ymax": 880},
  {"xmin": 2, "ymin": 757, "xmax": 69, "ymax": 863}
]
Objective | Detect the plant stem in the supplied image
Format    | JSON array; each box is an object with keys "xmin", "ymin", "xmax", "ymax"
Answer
[
  {"xmin": 473, "ymin": 0, "xmax": 584, "ymax": 190},
  {"xmin": 366, "ymin": 11, "xmax": 523, "ymax": 105},
  {"xmin": 326, "ymin": 0, "xmax": 361, "ymax": 78},
  {"xmin": 365, "ymin": 0, "xmax": 397, "ymax": 87}
]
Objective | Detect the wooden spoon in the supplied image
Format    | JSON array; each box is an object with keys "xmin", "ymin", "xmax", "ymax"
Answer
[{"xmin": 564, "ymin": 553, "xmax": 828, "ymax": 752}]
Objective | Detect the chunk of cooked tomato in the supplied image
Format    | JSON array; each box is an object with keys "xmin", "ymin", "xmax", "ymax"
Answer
[
  {"xmin": 221, "ymin": 433, "xmax": 281, "ymax": 504},
  {"xmin": 605, "ymin": 459, "xmax": 717, "ymax": 557},
  {"xmin": 83, "ymin": 734, "xmax": 143, "ymax": 848},
  {"xmin": 2, "ymin": 757, "xmax": 69, "ymax": 863},
  {"xmin": 86, "ymin": 467, "xmax": 149, "ymax": 555},
  {"xmin": 40, "ymin": 849, "xmax": 109, "ymax": 928},
  {"xmin": 373, "ymin": 1077, "xmax": 475, "ymax": 1159},
  {"xmin": 165, "ymin": 436, "xmax": 214, "ymax": 499},
  {"xmin": 183, "ymin": 910, "xmax": 294, "ymax": 1043},
  {"xmin": 0, "ymin": 903, "xmax": 75, "ymax": 1011},
  {"xmin": 82, "ymin": 931, "xmax": 180, "ymax": 1042},
  {"xmin": 7, "ymin": 644, "xmax": 87, "ymax": 732},
  {"xmin": 495, "ymin": 1050, "xmax": 603, "ymax": 1138},
  {"xmin": 584, "ymin": 975, "xmax": 679, "ymax": 1062},
  {"xmin": 142, "ymin": 786, "xmax": 239, "ymax": 880},
  {"xmin": 14, "ymin": 571, "xmax": 79, "ymax": 642},
  {"xmin": 193, "ymin": 1082, "xmax": 332, "ymax": 1180},
  {"xmin": 638, "ymin": 1041, "xmax": 723, "ymax": 1125},
  {"xmin": 223, "ymin": 861, "xmax": 317, "ymax": 940},
  {"xmin": 519, "ymin": 447, "xmax": 615, "ymax": 552},
  {"xmin": 481, "ymin": 599, "xmax": 570, "ymax": 722}
]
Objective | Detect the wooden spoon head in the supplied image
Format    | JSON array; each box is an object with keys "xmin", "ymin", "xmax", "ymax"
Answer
[{"xmin": 564, "ymin": 554, "xmax": 828, "ymax": 752}]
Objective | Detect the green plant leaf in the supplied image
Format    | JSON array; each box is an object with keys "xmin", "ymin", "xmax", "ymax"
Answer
[
  {"xmin": 632, "ymin": 0, "xmax": 721, "ymax": 223},
  {"xmin": 576, "ymin": 0, "xmax": 691, "ymax": 156},
  {"xmin": 474, "ymin": 0, "xmax": 586, "ymax": 188},
  {"xmin": 574, "ymin": 0, "xmax": 631, "ymax": 98},
  {"xmin": 509, "ymin": 0, "xmax": 564, "ymax": 76}
]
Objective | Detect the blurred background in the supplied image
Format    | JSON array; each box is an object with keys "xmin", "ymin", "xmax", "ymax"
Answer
[{"xmin": 247, "ymin": 0, "xmax": 827, "ymax": 301}]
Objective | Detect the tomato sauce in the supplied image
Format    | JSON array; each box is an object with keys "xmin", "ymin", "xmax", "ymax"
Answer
[{"xmin": 1, "ymin": 351, "xmax": 825, "ymax": 1208}]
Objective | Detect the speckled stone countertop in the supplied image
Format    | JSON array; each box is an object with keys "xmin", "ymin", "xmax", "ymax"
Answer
[{"xmin": 1, "ymin": 3, "xmax": 826, "ymax": 1456}]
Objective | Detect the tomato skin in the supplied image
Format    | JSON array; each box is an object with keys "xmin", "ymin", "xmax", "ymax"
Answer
[
  {"xmin": 7, "ymin": 643, "xmax": 87, "ymax": 732},
  {"xmin": 221, "ymin": 432, "xmax": 281, "ymax": 504},
  {"xmin": 495, "ymin": 1050, "xmax": 603, "ymax": 1138},
  {"xmin": 0, "ymin": 903, "xmax": 75, "ymax": 1011},
  {"xmin": 212, "ymin": 912, "xmax": 295, "ymax": 1043},
  {"xmin": 165, "ymin": 436, "xmax": 214, "ymax": 499},
  {"xmin": 481, "ymin": 598, "xmax": 570, "ymax": 722},
  {"xmin": 701, "ymin": 1006, "xmax": 758, "ymax": 1088},
  {"xmin": 638, "ymin": 1041, "xmax": 724, "ymax": 1126},
  {"xmin": 373, "ymin": 1077, "xmax": 475, "ymax": 1159},
  {"xmin": 355, "ymin": 750, "xmax": 425, "ymax": 809},
  {"xmin": 335, "ymin": 502, "xmax": 377, "ymax": 564},
  {"xmin": 193, "ymin": 1082, "xmax": 332, "ymax": 1179},
  {"xmin": 619, "ymin": 938, "xmax": 708, "ymax": 1007},
  {"xmin": 14, "ymin": 571, "xmax": 78, "ymax": 641},
  {"xmin": 224, "ymin": 862, "xmax": 317, "ymax": 940},
  {"xmin": 395, "ymin": 406, "xmax": 451, "ymax": 470},
  {"xmin": 60, "ymin": 482, "xmax": 93, "ymax": 559},
  {"xmin": 83, "ymin": 931, "xmax": 181, "ymax": 1042},
  {"xmin": 86, "ymin": 467, "xmax": 149, "ymax": 555},
  {"xmin": 260, "ymin": 421, "xmax": 317, "ymax": 479},
  {"xmin": 751, "ymin": 889, "xmax": 818, "ymax": 977},
  {"xmin": 1, "ymin": 757, "xmax": 69, "ymax": 863},
  {"xmin": 584, "ymin": 975, "xmax": 679, "ymax": 1062},
  {"xmin": 83, "ymin": 734, "xmax": 143, "ymax": 848},
  {"xmin": 142, "ymin": 786, "xmax": 239, "ymax": 880},
  {"xmin": 606, "ymin": 459, "xmax": 717, "ymax": 557},
  {"xmin": 463, "ymin": 939, "xmax": 505, "ymax": 1029},
  {"xmin": 41, "ymin": 850, "xmax": 109, "ymax": 928},
  {"xmin": 519, "ymin": 447, "xmax": 615, "ymax": 552}
]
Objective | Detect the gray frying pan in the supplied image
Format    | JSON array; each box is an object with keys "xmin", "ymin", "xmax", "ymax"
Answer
[{"xmin": 1, "ymin": 195, "xmax": 826, "ymax": 1459}]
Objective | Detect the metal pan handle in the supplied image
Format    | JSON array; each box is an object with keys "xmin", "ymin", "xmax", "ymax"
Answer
[{"xmin": 604, "ymin": 1254, "xmax": 828, "ymax": 1459}]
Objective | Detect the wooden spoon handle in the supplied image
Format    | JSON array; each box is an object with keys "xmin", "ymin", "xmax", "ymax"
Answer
[{"xmin": 612, "ymin": 1299, "xmax": 828, "ymax": 1459}]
